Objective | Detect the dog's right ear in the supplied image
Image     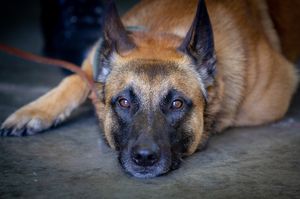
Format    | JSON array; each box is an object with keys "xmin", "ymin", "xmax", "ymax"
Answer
[{"xmin": 93, "ymin": 0, "xmax": 135, "ymax": 83}]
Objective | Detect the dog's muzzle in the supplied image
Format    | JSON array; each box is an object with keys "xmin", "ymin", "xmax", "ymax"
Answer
[
  {"xmin": 118, "ymin": 133, "xmax": 175, "ymax": 178},
  {"xmin": 131, "ymin": 141, "xmax": 161, "ymax": 167}
]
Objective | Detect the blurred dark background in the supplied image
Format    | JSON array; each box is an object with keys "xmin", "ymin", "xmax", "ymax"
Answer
[{"xmin": 0, "ymin": 0, "xmax": 139, "ymax": 66}]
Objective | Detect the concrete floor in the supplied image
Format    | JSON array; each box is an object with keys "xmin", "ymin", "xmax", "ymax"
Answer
[{"xmin": 0, "ymin": 1, "xmax": 300, "ymax": 199}]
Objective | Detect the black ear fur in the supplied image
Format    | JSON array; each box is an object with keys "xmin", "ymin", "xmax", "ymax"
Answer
[
  {"xmin": 93, "ymin": 0, "xmax": 135, "ymax": 83},
  {"xmin": 178, "ymin": 0, "xmax": 216, "ymax": 87}
]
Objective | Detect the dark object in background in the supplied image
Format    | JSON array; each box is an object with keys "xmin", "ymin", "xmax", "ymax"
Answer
[{"xmin": 41, "ymin": 0, "xmax": 104, "ymax": 74}]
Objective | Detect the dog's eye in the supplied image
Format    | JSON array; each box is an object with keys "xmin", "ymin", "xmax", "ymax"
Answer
[
  {"xmin": 118, "ymin": 98, "xmax": 131, "ymax": 108},
  {"xmin": 171, "ymin": 99, "xmax": 184, "ymax": 110}
]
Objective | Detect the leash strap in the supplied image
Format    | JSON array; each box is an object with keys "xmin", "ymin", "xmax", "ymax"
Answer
[{"xmin": 0, "ymin": 43, "xmax": 99, "ymax": 104}]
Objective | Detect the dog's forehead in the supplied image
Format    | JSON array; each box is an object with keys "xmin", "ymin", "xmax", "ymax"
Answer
[
  {"xmin": 110, "ymin": 31, "xmax": 184, "ymax": 62},
  {"xmin": 125, "ymin": 60, "xmax": 180, "ymax": 102},
  {"xmin": 106, "ymin": 58, "xmax": 204, "ymax": 107}
]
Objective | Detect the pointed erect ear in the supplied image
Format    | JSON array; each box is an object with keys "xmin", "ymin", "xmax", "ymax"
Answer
[
  {"xmin": 103, "ymin": 0, "xmax": 135, "ymax": 53},
  {"xmin": 178, "ymin": 0, "xmax": 216, "ymax": 87},
  {"xmin": 93, "ymin": 0, "xmax": 136, "ymax": 83}
]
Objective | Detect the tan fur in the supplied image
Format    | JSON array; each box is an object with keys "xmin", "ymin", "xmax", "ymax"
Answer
[
  {"xmin": 101, "ymin": 54, "xmax": 206, "ymax": 152},
  {"xmin": 122, "ymin": 0, "xmax": 298, "ymax": 131},
  {"xmin": 1, "ymin": 54, "xmax": 93, "ymax": 135},
  {"xmin": 2, "ymin": 0, "xmax": 298, "ymax": 155}
]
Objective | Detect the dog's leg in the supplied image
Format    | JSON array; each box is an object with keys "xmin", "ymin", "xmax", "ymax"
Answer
[{"xmin": 0, "ymin": 58, "xmax": 93, "ymax": 136}]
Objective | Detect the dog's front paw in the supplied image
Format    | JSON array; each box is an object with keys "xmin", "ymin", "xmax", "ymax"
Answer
[{"xmin": 0, "ymin": 108, "xmax": 56, "ymax": 136}]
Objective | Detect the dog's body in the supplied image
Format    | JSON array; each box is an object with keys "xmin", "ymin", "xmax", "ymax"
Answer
[{"xmin": 1, "ymin": 0, "xmax": 299, "ymax": 178}]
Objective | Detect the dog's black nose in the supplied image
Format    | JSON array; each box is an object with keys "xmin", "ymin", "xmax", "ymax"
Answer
[{"xmin": 131, "ymin": 146, "xmax": 160, "ymax": 166}]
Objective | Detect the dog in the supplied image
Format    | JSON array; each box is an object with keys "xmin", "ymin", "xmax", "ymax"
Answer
[{"xmin": 1, "ymin": 0, "xmax": 299, "ymax": 178}]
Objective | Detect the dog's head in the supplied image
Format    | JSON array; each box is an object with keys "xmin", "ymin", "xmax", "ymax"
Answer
[{"xmin": 93, "ymin": 0, "xmax": 216, "ymax": 178}]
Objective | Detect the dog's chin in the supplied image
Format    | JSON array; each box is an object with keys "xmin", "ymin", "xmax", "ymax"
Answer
[{"xmin": 118, "ymin": 150, "xmax": 181, "ymax": 178}]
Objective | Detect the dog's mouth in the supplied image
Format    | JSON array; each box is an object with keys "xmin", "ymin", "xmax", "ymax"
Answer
[{"xmin": 118, "ymin": 148, "xmax": 181, "ymax": 178}]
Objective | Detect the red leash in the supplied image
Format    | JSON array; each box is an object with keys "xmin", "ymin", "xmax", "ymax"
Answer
[{"xmin": 0, "ymin": 43, "xmax": 99, "ymax": 104}]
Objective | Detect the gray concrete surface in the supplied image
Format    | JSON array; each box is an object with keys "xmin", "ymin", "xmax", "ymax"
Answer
[{"xmin": 0, "ymin": 1, "xmax": 300, "ymax": 199}]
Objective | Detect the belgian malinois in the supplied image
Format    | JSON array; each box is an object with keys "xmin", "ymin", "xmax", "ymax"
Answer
[{"xmin": 1, "ymin": 0, "xmax": 299, "ymax": 178}]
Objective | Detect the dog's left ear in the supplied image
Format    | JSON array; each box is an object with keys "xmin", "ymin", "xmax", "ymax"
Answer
[
  {"xmin": 178, "ymin": 0, "xmax": 216, "ymax": 87},
  {"xmin": 93, "ymin": 0, "xmax": 136, "ymax": 83}
]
